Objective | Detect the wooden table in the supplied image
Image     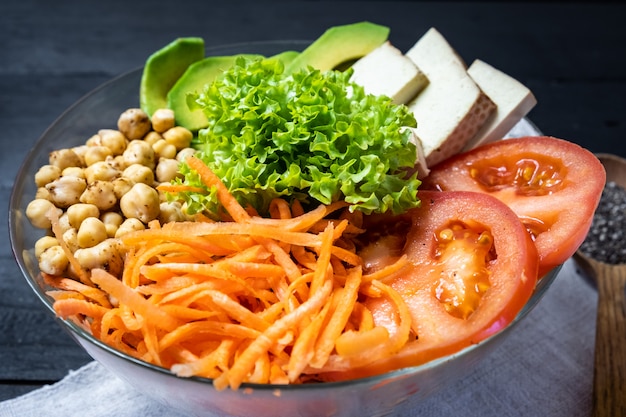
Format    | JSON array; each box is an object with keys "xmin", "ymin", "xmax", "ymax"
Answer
[{"xmin": 1, "ymin": 0, "xmax": 625, "ymax": 409}]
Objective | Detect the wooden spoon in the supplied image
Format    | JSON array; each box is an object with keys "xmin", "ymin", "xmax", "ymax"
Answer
[{"xmin": 573, "ymin": 153, "xmax": 626, "ymax": 416}]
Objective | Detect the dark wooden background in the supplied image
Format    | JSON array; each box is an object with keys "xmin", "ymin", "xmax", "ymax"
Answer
[{"xmin": 1, "ymin": 0, "xmax": 625, "ymax": 403}]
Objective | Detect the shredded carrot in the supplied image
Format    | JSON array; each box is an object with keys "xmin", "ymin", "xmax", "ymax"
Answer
[
  {"xmin": 43, "ymin": 273, "xmax": 112, "ymax": 307},
  {"xmin": 310, "ymin": 266, "xmax": 362, "ymax": 368},
  {"xmin": 156, "ymin": 183, "xmax": 206, "ymax": 194},
  {"xmin": 334, "ymin": 326, "xmax": 390, "ymax": 357},
  {"xmin": 309, "ymin": 223, "xmax": 334, "ymax": 295},
  {"xmin": 44, "ymin": 156, "xmax": 415, "ymax": 390},
  {"xmin": 269, "ymin": 198, "xmax": 293, "ymax": 220},
  {"xmin": 120, "ymin": 228, "xmax": 248, "ymax": 256},
  {"xmin": 349, "ymin": 302, "xmax": 375, "ymax": 331},
  {"xmin": 53, "ymin": 298, "xmax": 110, "ymax": 320},
  {"xmin": 171, "ymin": 339, "xmax": 238, "ymax": 378},
  {"xmin": 193, "ymin": 212, "xmax": 216, "ymax": 223},
  {"xmin": 186, "ymin": 155, "xmax": 250, "ymax": 223},
  {"xmin": 256, "ymin": 237, "xmax": 301, "ymax": 285},
  {"xmin": 215, "ymin": 279, "xmax": 333, "ymax": 390},
  {"xmin": 362, "ymin": 254, "xmax": 410, "ymax": 283},
  {"xmin": 316, "ymin": 280, "xmax": 412, "ymax": 373},
  {"xmin": 287, "ymin": 301, "xmax": 331, "ymax": 381},
  {"xmin": 90, "ymin": 269, "xmax": 180, "ymax": 332},
  {"xmin": 160, "ymin": 321, "xmax": 261, "ymax": 352},
  {"xmin": 330, "ymin": 245, "xmax": 362, "ymax": 267},
  {"xmin": 249, "ymin": 203, "xmax": 328, "ymax": 232}
]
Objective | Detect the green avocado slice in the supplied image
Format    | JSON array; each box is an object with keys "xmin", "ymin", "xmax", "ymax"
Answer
[
  {"xmin": 270, "ymin": 50, "xmax": 300, "ymax": 66},
  {"xmin": 139, "ymin": 37, "xmax": 205, "ymax": 117},
  {"xmin": 285, "ymin": 22, "xmax": 390, "ymax": 74}
]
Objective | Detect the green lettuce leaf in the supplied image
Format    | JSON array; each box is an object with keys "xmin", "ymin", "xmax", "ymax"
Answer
[{"xmin": 176, "ymin": 56, "xmax": 421, "ymax": 216}]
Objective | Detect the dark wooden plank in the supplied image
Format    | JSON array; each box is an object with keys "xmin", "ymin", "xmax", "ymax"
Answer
[
  {"xmin": 0, "ymin": 251, "xmax": 93, "ymax": 380},
  {"xmin": 525, "ymin": 80, "xmax": 626, "ymax": 156}
]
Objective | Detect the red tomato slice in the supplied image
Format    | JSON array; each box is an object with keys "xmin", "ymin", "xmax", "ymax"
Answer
[
  {"xmin": 421, "ymin": 136, "xmax": 606, "ymax": 276},
  {"xmin": 332, "ymin": 190, "xmax": 538, "ymax": 380}
]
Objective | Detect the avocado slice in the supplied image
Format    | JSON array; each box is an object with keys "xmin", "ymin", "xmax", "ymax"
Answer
[
  {"xmin": 285, "ymin": 22, "xmax": 390, "ymax": 74},
  {"xmin": 140, "ymin": 37, "xmax": 205, "ymax": 117},
  {"xmin": 166, "ymin": 54, "xmax": 261, "ymax": 132},
  {"xmin": 269, "ymin": 50, "xmax": 300, "ymax": 66}
]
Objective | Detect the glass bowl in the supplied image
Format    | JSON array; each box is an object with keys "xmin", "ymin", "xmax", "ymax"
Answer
[{"xmin": 9, "ymin": 41, "xmax": 559, "ymax": 417}]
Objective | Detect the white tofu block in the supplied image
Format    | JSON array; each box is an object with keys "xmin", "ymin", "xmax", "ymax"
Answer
[
  {"xmin": 405, "ymin": 28, "xmax": 495, "ymax": 166},
  {"xmin": 350, "ymin": 41, "xmax": 428, "ymax": 104},
  {"xmin": 464, "ymin": 59, "xmax": 537, "ymax": 150},
  {"xmin": 406, "ymin": 28, "xmax": 468, "ymax": 77}
]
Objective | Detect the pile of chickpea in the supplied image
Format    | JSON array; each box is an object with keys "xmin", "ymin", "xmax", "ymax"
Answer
[{"xmin": 26, "ymin": 107, "xmax": 196, "ymax": 279}]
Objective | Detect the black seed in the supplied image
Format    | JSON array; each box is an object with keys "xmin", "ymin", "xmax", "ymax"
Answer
[{"xmin": 578, "ymin": 181, "xmax": 626, "ymax": 264}]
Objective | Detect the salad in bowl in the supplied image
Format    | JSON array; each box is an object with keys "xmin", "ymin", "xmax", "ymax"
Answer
[{"xmin": 11, "ymin": 22, "xmax": 605, "ymax": 416}]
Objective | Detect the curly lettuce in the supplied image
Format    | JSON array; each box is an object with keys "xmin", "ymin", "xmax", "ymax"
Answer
[{"xmin": 177, "ymin": 56, "xmax": 421, "ymax": 216}]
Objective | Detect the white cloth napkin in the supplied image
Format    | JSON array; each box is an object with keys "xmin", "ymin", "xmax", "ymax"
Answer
[{"xmin": 0, "ymin": 259, "xmax": 597, "ymax": 417}]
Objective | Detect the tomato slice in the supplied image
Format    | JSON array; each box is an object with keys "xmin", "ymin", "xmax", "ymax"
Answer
[
  {"xmin": 421, "ymin": 136, "xmax": 606, "ymax": 276},
  {"xmin": 334, "ymin": 190, "xmax": 538, "ymax": 379}
]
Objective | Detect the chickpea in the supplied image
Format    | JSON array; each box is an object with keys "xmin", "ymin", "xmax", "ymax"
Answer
[
  {"xmin": 84, "ymin": 146, "xmax": 113, "ymax": 166},
  {"xmin": 67, "ymin": 203, "xmax": 100, "ymax": 229},
  {"xmin": 152, "ymin": 139, "xmax": 177, "ymax": 159},
  {"xmin": 117, "ymin": 108, "xmax": 151, "ymax": 140},
  {"xmin": 46, "ymin": 176, "xmax": 87, "ymax": 208},
  {"xmin": 123, "ymin": 140, "xmax": 155, "ymax": 170},
  {"xmin": 79, "ymin": 180, "xmax": 117, "ymax": 211},
  {"xmin": 34, "ymin": 165, "xmax": 61, "ymax": 188},
  {"xmin": 98, "ymin": 129, "xmax": 128, "ymax": 155},
  {"xmin": 57, "ymin": 212, "xmax": 72, "ymax": 235},
  {"xmin": 143, "ymin": 131, "xmax": 163, "ymax": 146},
  {"xmin": 26, "ymin": 198, "xmax": 62, "ymax": 229},
  {"xmin": 101, "ymin": 211, "xmax": 124, "ymax": 238},
  {"xmin": 35, "ymin": 187, "xmax": 51, "ymax": 200},
  {"xmin": 86, "ymin": 134, "xmax": 101, "ymax": 147},
  {"xmin": 77, "ymin": 217, "xmax": 108, "ymax": 248},
  {"xmin": 35, "ymin": 236, "xmax": 59, "ymax": 258},
  {"xmin": 112, "ymin": 177, "xmax": 134, "ymax": 199},
  {"xmin": 115, "ymin": 217, "xmax": 145, "ymax": 237},
  {"xmin": 151, "ymin": 108, "xmax": 176, "ymax": 133},
  {"xmin": 104, "ymin": 223, "xmax": 117, "ymax": 239},
  {"xmin": 39, "ymin": 246, "xmax": 69, "ymax": 276},
  {"xmin": 152, "ymin": 109, "xmax": 176, "ymax": 133},
  {"xmin": 71, "ymin": 145, "xmax": 89, "ymax": 166},
  {"xmin": 61, "ymin": 166, "xmax": 85, "ymax": 179},
  {"xmin": 155, "ymin": 158, "xmax": 181, "ymax": 183},
  {"xmin": 176, "ymin": 147, "xmax": 196, "ymax": 162},
  {"xmin": 162, "ymin": 126, "xmax": 193, "ymax": 151},
  {"xmin": 107, "ymin": 155, "xmax": 127, "ymax": 171},
  {"xmin": 49, "ymin": 148, "xmax": 82, "ymax": 170},
  {"xmin": 119, "ymin": 182, "xmax": 160, "ymax": 224},
  {"xmin": 84, "ymin": 160, "xmax": 121, "ymax": 183},
  {"xmin": 122, "ymin": 163, "xmax": 154, "ymax": 185},
  {"xmin": 159, "ymin": 201, "xmax": 187, "ymax": 223},
  {"xmin": 62, "ymin": 227, "xmax": 79, "ymax": 253},
  {"xmin": 74, "ymin": 238, "xmax": 123, "ymax": 276}
]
